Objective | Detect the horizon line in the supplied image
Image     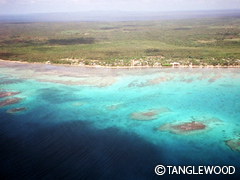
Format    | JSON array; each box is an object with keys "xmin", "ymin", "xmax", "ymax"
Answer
[{"xmin": 1, "ymin": 8, "xmax": 240, "ymax": 16}]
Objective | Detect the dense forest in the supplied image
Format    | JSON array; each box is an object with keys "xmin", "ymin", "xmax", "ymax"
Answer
[{"xmin": 0, "ymin": 16, "xmax": 240, "ymax": 66}]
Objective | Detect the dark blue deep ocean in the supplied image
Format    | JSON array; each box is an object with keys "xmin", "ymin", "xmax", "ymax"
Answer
[
  {"xmin": 1, "ymin": 64, "xmax": 240, "ymax": 180},
  {"xmin": 1, "ymin": 110, "xmax": 239, "ymax": 180}
]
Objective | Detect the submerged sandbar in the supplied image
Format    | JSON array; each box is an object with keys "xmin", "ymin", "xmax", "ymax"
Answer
[
  {"xmin": 130, "ymin": 107, "xmax": 171, "ymax": 121},
  {"xmin": 105, "ymin": 103, "xmax": 123, "ymax": 111},
  {"xmin": 7, "ymin": 107, "xmax": 26, "ymax": 113}
]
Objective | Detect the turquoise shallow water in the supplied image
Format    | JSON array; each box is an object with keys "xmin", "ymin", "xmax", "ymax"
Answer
[{"xmin": 0, "ymin": 61, "xmax": 240, "ymax": 179}]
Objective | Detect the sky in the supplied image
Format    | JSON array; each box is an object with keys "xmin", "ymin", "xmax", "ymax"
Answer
[{"xmin": 0, "ymin": 0, "xmax": 240, "ymax": 15}]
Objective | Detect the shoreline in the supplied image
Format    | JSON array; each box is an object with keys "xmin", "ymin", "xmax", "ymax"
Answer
[{"xmin": 1, "ymin": 59, "xmax": 240, "ymax": 69}]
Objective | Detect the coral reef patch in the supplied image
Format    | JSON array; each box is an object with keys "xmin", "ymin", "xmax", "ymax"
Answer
[{"xmin": 159, "ymin": 117, "xmax": 222, "ymax": 135}]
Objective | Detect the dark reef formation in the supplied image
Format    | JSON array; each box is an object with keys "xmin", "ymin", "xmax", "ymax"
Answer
[
  {"xmin": 0, "ymin": 98, "xmax": 22, "ymax": 107},
  {"xmin": 0, "ymin": 91, "xmax": 20, "ymax": 98},
  {"xmin": 225, "ymin": 138, "xmax": 240, "ymax": 152}
]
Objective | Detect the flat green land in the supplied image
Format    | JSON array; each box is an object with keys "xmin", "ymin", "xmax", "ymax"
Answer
[{"xmin": 0, "ymin": 16, "xmax": 240, "ymax": 66}]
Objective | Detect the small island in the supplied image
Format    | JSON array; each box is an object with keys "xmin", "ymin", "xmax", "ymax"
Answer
[
  {"xmin": 172, "ymin": 121, "xmax": 206, "ymax": 132},
  {"xmin": 158, "ymin": 117, "xmax": 222, "ymax": 135},
  {"xmin": 159, "ymin": 121, "xmax": 206, "ymax": 134}
]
